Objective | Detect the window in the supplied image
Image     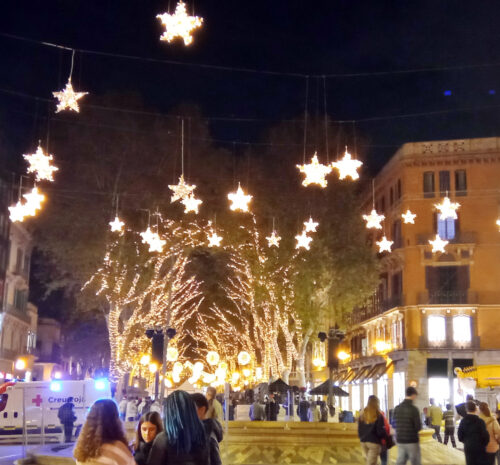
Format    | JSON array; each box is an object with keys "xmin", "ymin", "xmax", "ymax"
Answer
[
  {"xmin": 392, "ymin": 220, "xmax": 402, "ymax": 248},
  {"xmin": 392, "ymin": 271, "xmax": 402, "ymax": 299},
  {"xmin": 437, "ymin": 214, "xmax": 456, "ymax": 240},
  {"xmin": 14, "ymin": 289, "xmax": 27, "ymax": 311},
  {"xmin": 380, "ymin": 196, "xmax": 385, "ymax": 213},
  {"xmin": 23, "ymin": 254, "xmax": 30, "ymax": 275},
  {"xmin": 427, "ymin": 315, "xmax": 446, "ymax": 345},
  {"xmin": 396, "ymin": 179, "xmax": 402, "ymax": 200},
  {"xmin": 351, "ymin": 384, "xmax": 360, "ymax": 413},
  {"xmin": 389, "ymin": 187, "xmax": 394, "ymax": 206},
  {"xmin": 453, "ymin": 316, "xmax": 472, "ymax": 344},
  {"xmin": 15, "ymin": 249, "xmax": 23, "ymax": 274},
  {"xmin": 363, "ymin": 382, "xmax": 373, "ymax": 407},
  {"xmin": 377, "ymin": 375, "xmax": 388, "ymax": 415},
  {"xmin": 439, "ymin": 171, "xmax": 450, "ymax": 196},
  {"xmin": 455, "ymin": 170, "xmax": 467, "ymax": 196},
  {"xmin": 393, "ymin": 372, "xmax": 406, "ymax": 407},
  {"xmin": 423, "ymin": 172, "xmax": 435, "ymax": 198}
]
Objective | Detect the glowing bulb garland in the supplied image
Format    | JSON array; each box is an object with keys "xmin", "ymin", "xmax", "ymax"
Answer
[
  {"xmin": 228, "ymin": 183, "xmax": 252, "ymax": 212},
  {"xmin": 376, "ymin": 235, "xmax": 393, "ymax": 253},
  {"xmin": 109, "ymin": 216, "xmax": 125, "ymax": 233},
  {"xmin": 429, "ymin": 234, "xmax": 448, "ymax": 253},
  {"xmin": 402, "ymin": 209, "xmax": 417, "ymax": 224},
  {"xmin": 156, "ymin": 1, "xmax": 203, "ymax": 46},
  {"xmin": 295, "ymin": 230, "xmax": 313, "ymax": 250},
  {"xmin": 362, "ymin": 209, "xmax": 385, "ymax": 229},
  {"xmin": 296, "ymin": 153, "xmax": 332, "ymax": 188},
  {"xmin": 168, "ymin": 174, "xmax": 196, "ymax": 203},
  {"xmin": 23, "ymin": 145, "xmax": 59, "ymax": 182},
  {"xmin": 266, "ymin": 231, "xmax": 281, "ymax": 247},
  {"xmin": 435, "ymin": 196, "xmax": 460, "ymax": 220},
  {"xmin": 303, "ymin": 217, "xmax": 319, "ymax": 233},
  {"xmin": 331, "ymin": 148, "xmax": 363, "ymax": 180},
  {"xmin": 53, "ymin": 80, "xmax": 88, "ymax": 113}
]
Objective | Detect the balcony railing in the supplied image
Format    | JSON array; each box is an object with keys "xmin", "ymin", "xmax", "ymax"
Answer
[
  {"xmin": 351, "ymin": 295, "xmax": 404, "ymax": 324},
  {"xmin": 417, "ymin": 231, "xmax": 477, "ymax": 245},
  {"xmin": 418, "ymin": 290, "xmax": 478, "ymax": 305}
]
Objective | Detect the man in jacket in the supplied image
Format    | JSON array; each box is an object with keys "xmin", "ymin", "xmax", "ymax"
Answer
[
  {"xmin": 393, "ymin": 387, "xmax": 422, "ymax": 465},
  {"xmin": 443, "ymin": 403, "xmax": 457, "ymax": 447},
  {"xmin": 58, "ymin": 397, "xmax": 76, "ymax": 443},
  {"xmin": 265, "ymin": 393, "xmax": 279, "ymax": 421},
  {"xmin": 428, "ymin": 398, "xmax": 443, "ymax": 442},
  {"xmin": 458, "ymin": 401, "xmax": 489, "ymax": 465},
  {"xmin": 249, "ymin": 399, "xmax": 265, "ymax": 421}
]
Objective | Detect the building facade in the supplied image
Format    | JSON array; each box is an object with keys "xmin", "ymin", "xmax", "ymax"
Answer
[{"xmin": 337, "ymin": 137, "xmax": 500, "ymax": 414}]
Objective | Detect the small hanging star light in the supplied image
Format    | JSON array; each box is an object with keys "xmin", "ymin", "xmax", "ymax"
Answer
[
  {"xmin": 157, "ymin": 1, "xmax": 203, "ymax": 46},
  {"xmin": 109, "ymin": 216, "xmax": 125, "ymax": 233},
  {"xmin": 8, "ymin": 201, "xmax": 27, "ymax": 223},
  {"xmin": 402, "ymin": 209, "xmax": 417, "ymax": 224},
  {"xmin": 266, "ymin": 231, "xmax": 281, "ymax": 248},
  {"xmin": 304, "ymin": 217, "xmax": 319, "ymax": 233},
  {"xmin": 148, "ymin": 232, "xmax": 166, "ymax": 253},
  {"xmin": 228, "ymin": 183, "xmax": 252, "ymax": 212},
  {"xmin": 23, "ymin": 145, "xmax": 58, "ymax": 182},
  {"xmin": 181, "ymin": 193, "xmax": 202, "ymax": 214},
  {"xmin": 435, "ymin": 196, "xmax": 460, "ymax": 220},
  {"xmin": 23, "ymin": 187, "xmax": 45, "ymax": 213},
  {"xmin": 296, "ymin": 153, "xmax": 332, "ymax": 188},
  {"xmin": 362, "ymin": 209, "xmax": 385, "ymax": 229},
  {"xmin": 168, "ymin": 174, "xmax": 196, "ymax": 203},
  {"xmin": 140, "ymin": 227, "xmax": 155, "ymax": 245},
  {"xmin": 53, "ymin": 80, "xmax": 88, "ymax": 113},
  {"xmin": 331, "ymin": 147, "xmax": 363, "ymax": 180},
  {"xmin": 376, "ymin": 235, "xmax": 393, "ymax": 253},
  {"xmin": 208, "ymin": 231, "xmax": 222, "ymax": 248},
  {"xmin": 295, "ymin": 230, "xmax": 313, "ymax": 250},
  {"xmin": 429, "ymin": 234, "xmax": 448, "ymax": 253}
]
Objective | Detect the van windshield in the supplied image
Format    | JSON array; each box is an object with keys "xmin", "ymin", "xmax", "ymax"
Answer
[{"xmin": 0, "ymin": 394, "xmax": 8, "ymax": 412}]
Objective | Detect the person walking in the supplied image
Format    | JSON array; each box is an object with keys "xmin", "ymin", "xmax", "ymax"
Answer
[
  {"xmin": 458, "ymin": 401, "xmax": 490, "ymax": 465},
  {"xmin": 205, "ymin": 387, "xmax": 223, "ymax": 422},
  {"xmin": 249, "ymin": 399, "xmax": 265, "ymax": 421},
  {"xmin": 74, "ymin": 399, "xmax": 135, "ymax": 465},
  {"xmin": 297, "ymin": 396, "xmax": 310, "ymax": 422},
  {"xmin": 308, "ymin": 401, "xmax": 320, "ymax": 422},
  {"xmin": 393, "ymin": 386, "xmax": 422, "ymax": 465},
  {"xmin": 357, "ymin": 395, "xmax": 387, "ymax": 465},
  {"xmin": 443, "ymin": 403, "xmax": 457, "ymax": 447},
  {"xmin": 428, "ymin": 398, "xmax": 443, "ymax": 442},
  {"xmin": 147, "ymin": 390, "xmax": 209, "ymax": 465},
  {"xmin": 58, "ymin": 396, "xmax": 76, "ymax": 443},
  {"xmin": 134, "ymin": 412, "xmax": 164, "ymax": 465},
  {"xmin": 479, "ymin": 402, "xmax": 500, "ymax": 465},
  {"xmin": 265, "ymin": 393, "xmax": 279, "ymax": 421},
  {"xmin": 126, "ymin": 397, "xmax": 138, "ymax": 422}
]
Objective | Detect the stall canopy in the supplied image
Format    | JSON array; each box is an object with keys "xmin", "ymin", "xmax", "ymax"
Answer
[
  {"xmin": 309, "ymin": 381, "xmax": 349, "ymax": 396},
  {"xmin": 268, "ymin": 378, "xmax": 291, "ymax": 393}
]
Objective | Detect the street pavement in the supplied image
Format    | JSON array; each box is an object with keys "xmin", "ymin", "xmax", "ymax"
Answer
[{"xmin": 0, "ymin": 443, "xmax": 74, "ymax": 465}]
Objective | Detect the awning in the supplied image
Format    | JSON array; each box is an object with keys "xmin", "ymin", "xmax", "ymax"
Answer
[{"xmin": 345, "ymin": 361, "xmax": 394, "ymax": 384}]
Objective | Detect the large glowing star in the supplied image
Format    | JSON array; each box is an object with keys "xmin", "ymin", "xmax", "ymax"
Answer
[
  {"xmin": 295, "ymin": 230, "xmax": 313, "ymax": 250},
  {"xmin": 429, "ymin": 234, "xmax": 448, "ymax": 253},
  {"xmin": 168, "ymin": 174, "xmax": 196, "ymax": 203},
  {"xmin": 376, "ymin": 235, "xmax": 393, "ymax": 253},
  {"xmin": 53, "ymin": 79, "xmax": 88, "ymax": 113},
  {"xmin": 8, "ymin": 201, "xmax": 27, "ymax": 223},
  {"xmin": 228, "ymin": 184, "xmax": 252, "ymax": 212},
  {"xmin": 207, "ymin": 232, "xmax": 222, "ymax": 248},
  {"xmin": 157, "ymin": 1, "xmax": 203, "ymax": 46},
  {"xmin": 140, "ymin": 227, "xmax": 155, "ymax": 245},
  {"xmin": 181, "ymin": 194, "xmax": 202, "ymax": 214},
  {"xmin": 304, "ymin": 217, "xmax": 319, "ymax": 233},
  {"xmin": 331, "ymin": 149, "xmax": 363, "ymax": 180},
  {"xmin": 23, "ymin": 187, "xmax": 45, "ymax": 212},
  {"xmin": 23, "ymin": 145, "xmax": 59, "ymax": 182},
  {"xmin": 402, "ymin": 209, "xmax": 417, "ymax": 224},
  {"xmin": 109, "ymin": 216, "xmax": 125, "ymax": 233},
  {"xmin": 434, "ymin": 196, "xmax": 460, "ymax": 220},
  {"xmin": 296, "ymin": 153, "xmax": 332, "ymax": 188},
  {"xmin": 362, "ymin": 209, "xmax": 385, "ymax": 229},
  {"xmin": 266, "ymin": 231, "xmax": 281, "ymax": 248}
]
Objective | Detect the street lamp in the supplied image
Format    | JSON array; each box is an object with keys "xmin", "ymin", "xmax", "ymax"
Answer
[{"xmin": 318, "ymin": 325, "xmax": 345, "ymax": 409}]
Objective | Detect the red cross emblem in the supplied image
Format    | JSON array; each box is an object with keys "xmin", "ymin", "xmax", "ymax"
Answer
[{"xmin": 32, "ymin": 394, "xmax": 42, "ymax": 407}]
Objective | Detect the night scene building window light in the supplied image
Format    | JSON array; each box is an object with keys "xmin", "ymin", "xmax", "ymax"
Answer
[
  {"xmin": 157, "ymin": 1, "xmax": 203, "ymax": 46},
  {"xmin": 53, "ymin": 50, "xmax": 88, "ymax": 113}
]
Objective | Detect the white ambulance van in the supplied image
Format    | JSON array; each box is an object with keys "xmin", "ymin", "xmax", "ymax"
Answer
[{"xmin": 0, "ymin": 378, "xmax": 111, "ymax": 442}]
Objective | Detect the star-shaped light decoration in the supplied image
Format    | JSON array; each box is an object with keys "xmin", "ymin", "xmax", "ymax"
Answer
[
  {"xmin": 295, "ymin": 230, "xmax": 313, "ymax": 250},
  {"xmin": 362, "ymin": 209, "xmax": 385, "ymax": 229},
  {"xmin": 434, "ymin": 196, "xmax": 460, "ymax": 220},
  {"xmin": 8, "ymin": 201, "xmax": 27, "ymax": 223},
  {"xmin": 208, "ymin": 231, "xmax": 222, "ymax": 248},
  {"xmin": 156, "ymin": 1, "xmax": 203, "ymax": 46},
  {"xmin": 429, "ymin": 234, "xmax": 448, "ymax": 253},
  {"xmin": 402, "ymin": 209, "xmax": 417, "ymax": 224},
  {"xmin": 304, "ymin": 217, "xmax": 319, "ymax": 233},
  {"xmin": 228, "ymin": 183, "xmax": 252, "ymax": 213},
  {"xmin": 109, "ymin": 216, "xmax": 125, "ymax": 233},
  {"xmin": 140, "ymin": 227, "xmax": 155, "ymax": 245},
  {"xmin": 181, "ymin": 193, "xmax": 202, "ymax": 214},
  {"xmin": 53, "ymin": 79, "xmax": 88, "ymax": 113},
  {"xmin": 168, "ymin": 174, "xmax": 196, "ymax": 203},
  {"xmin": 23, "ymin": 187, "xmax": 45, "ymax": 215},
  {"xmin": 266, "ymin": 231, "xmax": 281, "ymax": 248},
  {"xmin": 331, "ymin": 148, "xmax": 363, "ymax": 180},
  {"xmin": 148, "ymin": 233, "xmax": 166, "ymax": 253},
  {"xmin": 296, "ymin": 153, "xmax": 332, "ymax": 188},
  {"xmin": 23, "ymin": 145, "xmax": 59, "ymax": 182},
  {"xmin": 376, "ymin": 235, "xmax": 393, "ymax": 253}
]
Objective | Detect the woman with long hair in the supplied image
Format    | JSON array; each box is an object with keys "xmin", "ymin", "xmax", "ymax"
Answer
[
  {"xmin": 74, "ymin": 399, "xmax": 135, "ymax": 465},
  {"xmin": 479, "ymin": 402, "xmax": 500, "ymax": 465},
  {"xmin": 133, "ymin": 411, "xmax": 164, "ymax": 465},
  {"xmin": 148, "ymin": 390, "xmax": 208, "ymax": 465},
  {"xmin": 357, "ymin": 395, "xmax": 387, "ymax": 465}
]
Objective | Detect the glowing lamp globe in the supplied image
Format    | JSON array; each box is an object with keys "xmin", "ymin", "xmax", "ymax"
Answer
[
  {"xmin": 149, "ymin": 363, "xmax": 158, "ymax": 374},
  {"xmin": 193, "ymin": 362, "xmax": 204, "ymax": 373},
  {"xmin": 337, "ymin": 351, "xmax": 350, "ymax": 361},
  {"xmin": 237, "ymin": 351, "xmax": 251, "ymax": 366},
  {"xmin": 167, "ymin": 347, "xmax": 179, "ymax": 362},
  {"xmin": 206, "ymin": 351, "xmax": 220, "ymax": 366},
  {"xmin": 15, "ymin": 359, "xmax": 26, "ymax": 370},
  {"xmin": 218, "ymin": 361, "xmax": 228, "ymax": 371},
  {"xmin": 242, "ymin": 368, "xmax": 251, "ymax": 377},
  {"xmin": 140, "ymin": 354, "xmax": 151, "ymax": 366},
  {"xmin": 231, "ymin": 372, "xmax": 240, "ymax": 384}
]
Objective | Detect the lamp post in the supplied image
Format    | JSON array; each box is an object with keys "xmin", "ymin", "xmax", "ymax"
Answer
[
  {"xmin": 146, "ymin": 327, "xmax": 176, "ymax": 403},
  {"xmin": 318, "ymin": 325, "xmax": 345, "ymax": 410}
]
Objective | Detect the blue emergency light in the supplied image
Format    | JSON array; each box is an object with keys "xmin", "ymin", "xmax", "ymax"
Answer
[
  {"xmin": 94, "ymin": 378, "xmax": 108, "ymax": 391},
  {"xmin": 50, "ymin": 381, "xmax": 62, "ymax": 392}
]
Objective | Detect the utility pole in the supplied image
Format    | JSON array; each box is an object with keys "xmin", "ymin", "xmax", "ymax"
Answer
[{"xmin": 319, "ymin": 325, "xmax": 345, "ymax": 412}]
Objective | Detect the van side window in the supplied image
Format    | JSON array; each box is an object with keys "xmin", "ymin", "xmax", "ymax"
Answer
[
  {"xmin": 13, "ymin": 412, "xmax": 18, "ymax": 418},
  {"xmin": 2, "ymin": 412, "xmax": 6, "ymax": 418},
  {"xmin": 0, "ymin": 394, "xmax": 8, "ymax": 412}
]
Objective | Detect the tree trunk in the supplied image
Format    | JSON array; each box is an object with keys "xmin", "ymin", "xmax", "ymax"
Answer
[{"xmin": 295, "ymin": 330, "xmax": 311, "ymax": 387}]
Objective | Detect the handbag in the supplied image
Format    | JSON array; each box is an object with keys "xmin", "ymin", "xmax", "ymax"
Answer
[{"xmin": 385, "ymin": 434, "xmax": 395, "ymax": 449}]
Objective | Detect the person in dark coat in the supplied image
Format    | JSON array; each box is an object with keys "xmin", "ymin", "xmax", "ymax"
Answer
[
  {"xmin": 148, "ymin": 391, "xmax": 209, "ymax": 465},
  {"xmin": 134, "ymin": 411, "xmax": 164, "ymax": 465},
  {"xmin": 191, "ymin": 393, "xmax": 223, "ymax": 465},
  {"xmin": 458, "ymin": 401, "xmax": 490, "ymax": 465},
  {"xmin": 265, "ymin": 393, "xmax": 279, "ymax": 421},
  {"xmin": 456, "ymin": 394, "xmax": 478, "ymax": 418},
  {"xmin": 393, "ymin": 387, "xmax": 422, "ymax": 465},
  {"xmin": 297, "ymin": 396, "xmax": 310, "ymax": 422},
  {"xmin": 58, "ymin": 397, "xmax": 76, "ymax": 443}
]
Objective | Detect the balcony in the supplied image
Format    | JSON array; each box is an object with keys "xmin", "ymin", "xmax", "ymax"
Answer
[
  {"xmin": 418, "ymin": 290, "xmax": 478, "ymax": 305},
  {"xmin": 417, "ymin": 231, "xmax": 477, "ymax": 245},
  {"xmin": 351, "ymin": 295, "xmax": 404, "ymax": 324}
]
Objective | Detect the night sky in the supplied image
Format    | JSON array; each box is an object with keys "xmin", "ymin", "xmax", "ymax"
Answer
[{"xmin": 2, "ymin": 1, "xmax": 500, "ymax": 172}]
